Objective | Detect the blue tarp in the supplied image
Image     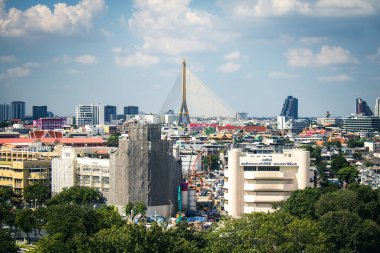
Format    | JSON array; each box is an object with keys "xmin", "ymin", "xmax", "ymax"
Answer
[{"xmin": 185, "ymin": 216, "xmax": 207, "ymax": 222}]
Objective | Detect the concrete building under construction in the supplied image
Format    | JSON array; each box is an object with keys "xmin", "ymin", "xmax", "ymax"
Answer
[{"xmin": 108, "ymin": 123, "xmax": 182, "ymax": 217}]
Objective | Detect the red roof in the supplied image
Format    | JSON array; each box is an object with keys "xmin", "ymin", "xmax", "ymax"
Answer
[
  {"xmin": 0, "ymin": 138, "xmax": 104, "ymax": 145},
  {"xmin": 216, "ymin": 125, "xmax": 266, "ymax": 133},
  {"xmin": 30, "ymin": 130, "xmax": 63, "ymax": 139}
]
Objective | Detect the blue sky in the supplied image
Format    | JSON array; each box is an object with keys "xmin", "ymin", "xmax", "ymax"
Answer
[{"xmin": 0, "ymin": 0, "xmax": 379, "ymax": 117}]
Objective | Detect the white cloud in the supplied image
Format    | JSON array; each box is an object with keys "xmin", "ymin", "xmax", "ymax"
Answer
[
  {"xmin": 100, "ymin": 29, "xmax": 113, "ymax": 38},
  {"xmin": 0, "ymin": 0, "xmax": 105, "ymax": 37},
  {"xmin": 285, "ymin": 45, "xmax": 358, "ymax": 67},
  {"xmin": 127, "ymin": 0, "xmax": 233, "ymax": 56},
  {"xmin": 299, "ymin": 36, "xmax": 328, "ymax": 44},
  {"xmin": 67, "ymin": 69, "xmax": 81, "ymax": 74},
  {"xmin": 220, "ymin": 0, "xmax": 380, "ymax": 18},
  {"xmin": 318, "ymin": 74, "xmax": 353, "ymax": 82},
  {"xmin": 269, "ymin": 72, "xmax": 298, "ymax": 78},
  {"xmin": 367, "ymin": 46, "xmax": 380, "ymax": 63},
  {"xmin": 119, "ymin": 15, "xmax": 127, "ymax": 27},
  {"xmin": 75, "ymin": 55, "xmax": 97, "ymax": 64},
  {"xmin": 23, "ymin": 62, "xmax": 41, "ymax": 68},
  {"xmin": 217, "ymin": 62, "xmax": 241, "ymax": 73},
  {"xmin": 0, "ymin": 66, "xmax": 30, "ymax": 80},
  {"xmin": 0, "ymin": 55, "xmax": 16, "ymax": 62},
  {"xmin": 53, "ymin": 55, "xmax": 71, "ymax": 64},
  {"xmin": 142, "ymin": 36, "xmax": 216, "ymax": 56},
  {"xmin": 224, "ymin": 51, "xmax": 241, "ymax": 61},
  {"xmin": 114, "ymin": 52, "xmax": 159, "ymax": 67}
]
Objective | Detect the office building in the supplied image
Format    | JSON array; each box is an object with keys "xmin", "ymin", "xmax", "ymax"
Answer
[
  {"xmin": 75, "ymin": 104, "xmax": 104, "ymax": 126},
  {"xmin": 32, "ymin": 106, "xmax": 48, "ymax": 120},
  {"xmin": 356, "ymin": 98, "xmax": 373, "ymax": 116},
  {"xmin": 342, "ymin": 116, "xmax": 380, "ymax": 132},
  {"xmin": 104, "ymin": 105, "xmax": 117, "ymax": 123},
  {"xmin": 10, "ymin": 101, "xmax": 25, "ymax": 119},
  {"xmin": 224, "ymin": 147, "xmax": 312, "ymax": 217},
  {"xmin": 0, "ymin": 104, "xmax": 10, "ymax": 122},
  {"xmin": 280, "ymin": 96, "xmax": 298, "ymax": 119},
  {"xmin": 375, "ymin": 97, "xmax": 380, "ymax": 118},
  {"xmin": 124, "ymin": 106, "xmax": 139, "ymax": 116}
]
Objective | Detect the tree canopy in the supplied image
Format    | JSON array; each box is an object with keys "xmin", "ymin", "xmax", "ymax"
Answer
[{"xmin": 48, "ymin": 186, "xmax": 105, "ymax": 206}]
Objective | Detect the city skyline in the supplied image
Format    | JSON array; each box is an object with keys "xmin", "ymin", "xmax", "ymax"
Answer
[{"xmin": 1, "ymin": 0, "xmax": 380, "ymax": 117}]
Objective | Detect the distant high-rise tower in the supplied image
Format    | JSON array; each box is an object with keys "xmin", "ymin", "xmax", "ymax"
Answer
[
  {"xmin": 33, "ymin": 106, "xmax": 48, "ymax": 120},
  {"xmin": 10, "ymin": 101, "xmax": 25, "ymax": 119},
  {"xmin": 0, "ymin": 104, "xmax": 10, "ymax": 122},
  {"xmin": 356, "ymin": 98, "xmax": 373, "ymax": 116},
  {"xmin": 280, "ymin": 96, "xmax": 298, "ymax": 119},
  {"xmin": 178, "ymin": 59, "xmax": 190, "ymax": 125},
  {"xmin": 75, "ymin": 104, "xmax": 104, "ymax": 126},
  {"xmin": 375, "ymin": 97, "xmax": 380, "ymax": 118},
  {"xmin": 104, "ymin": 105, "xmax": 117, "ymax": 123},
  {"xmin": 124, "ymin": 106, "xmax": 138, "ymax": 116}
]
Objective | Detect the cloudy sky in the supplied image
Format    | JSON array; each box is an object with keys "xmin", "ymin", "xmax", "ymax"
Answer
[{"xmin": 0, "ymin": 0, "xmax": 379, "ymax": 117}]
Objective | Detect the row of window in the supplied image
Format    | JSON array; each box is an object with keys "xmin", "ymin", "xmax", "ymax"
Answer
[{"xmin": 243, "ymin": 166, "xmax": 280, "ymax": 171}]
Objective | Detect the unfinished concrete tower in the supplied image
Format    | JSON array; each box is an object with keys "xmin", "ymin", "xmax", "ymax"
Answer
[
  {"xmin": 109, "ymin": 123, "xmax": 182, "ymax": 216},
  {"xmin": 178, "ymin": 59, "xmax": 190, "ymax": 125}
]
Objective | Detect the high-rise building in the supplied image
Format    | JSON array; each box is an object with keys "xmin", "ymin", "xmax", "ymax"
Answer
[
  {"xmin": 104, "ymin": 105, "xmax": 117, "ymax": 123},
  {"xmin": 356, "ymin": 98, "xmax": 373, "ymax": 116},
  {"xmin": 10, "ymin": 101, "xmax": 25, "ymax": 119},
  {"xmin": 33, "ymin": 106, "xmax": 48, "ymax": 120},
  {"xmin": 75, "ymin": 104, "xmax": 104, "ymax": 126},
  {"xmin": 0, "ymin": 104, "xmax": 10, "ymax": 122},
  {"xmin": 124, "ymin": 106, "xmax": 139, "ymax": 116},
  {"xmin": 375, "ymin": 97, "xmax": 380, "ymax": 118},
  {"xmin": 280, "ymin": 96, "xmax": 298, "ymax": 119}
]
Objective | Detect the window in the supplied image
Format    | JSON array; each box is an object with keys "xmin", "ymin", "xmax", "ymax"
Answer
[{"xmin": 243, "ymin": 166, "xmax": 280, "ymax": 171}]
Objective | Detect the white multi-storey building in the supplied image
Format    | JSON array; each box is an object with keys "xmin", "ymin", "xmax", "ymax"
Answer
[
  {"xmin": 224, "ymin": 147, "xmax": 313, "ymax": 217},
  {"xmin": 75, "ymin": 104, "xmax": 104, "ymax": 126},
  {"xmin": 51, "ymin": 146, "xmax": 112, "ymax": 199},
  {"xmin": 375, "ymin": 97, "xmax": 380, "ymax": 118}
]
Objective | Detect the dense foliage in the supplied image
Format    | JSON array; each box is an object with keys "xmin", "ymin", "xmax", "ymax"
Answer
[{"xmin": 3, "ymin": 185, "xmax": 380, "ymax": 252}]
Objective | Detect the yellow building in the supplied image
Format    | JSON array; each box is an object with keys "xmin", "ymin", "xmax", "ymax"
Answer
[{"xmin": 0, "ymin": 144, "xmax": 57, "ymax": 193}]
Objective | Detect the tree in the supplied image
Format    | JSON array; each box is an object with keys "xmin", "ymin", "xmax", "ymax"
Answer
[
  {"xmin": 0, "ymin": 228, "xmax": 18, "ymax": 253},
  {"xmin": 0, "ymin": 187, "xmax": 16, "ymax": 227},
  {"xmin": 318, "ymin": 210, "xmax": 361, "ymax": 252},
  {"xmin": 124, "ymin": 201, "xmax": 147, "ymax": 223},
  {"xmin": 280, "ymin": 187, "xmax": 322, "ymax": 220},
  {"xmin": 330, "ymin": 155, "xmax": 350, "ymax": 175},
  {"xmin": 23, "ymin": 183, "xmax": 51, "ymax": 208},
  {"xmin": 48, "ymin": 186, "xmax": 105, "ymax": 206},
  {"xmin": 106, "ymin": 134, "xmax": 119, "ymax": 147},
  {"xmin": 353, "ymin": 219, "xmax": 380, "ymax": 253},
  {"xmin": 347, "ymin": 137, "xmax": 364, "ymax": 148},
  {"xmin": 202, "ymin": 154, "xmax": 220, "ymax": 171},
  {"xmin": 337, "ymin": 167, "xmax": 359, "ymax": 189},
  {"xmin": 34, "ymin": 207, "xmax": 48, "ymax": 235},
  {"xmin": 315, "ymin": 190, "xmax": 358, "ymax": 217},
  {"xmin": 353, "ymin": 152, "xmax": 363, "ymax": 160},
  {"xmin": 46, "ymin": 203, "xmax": 100, "ymax": 241},
  {"xmin": 97, "ymin": 205, "xmax": 123, "ymax": 229},
  {"xmin": 205, "ymin": 212, "xmax": 332, "ymax": 253},
  {"xmin": 15, "ymin": 208, "xmax": 37, "ymax": 243}
]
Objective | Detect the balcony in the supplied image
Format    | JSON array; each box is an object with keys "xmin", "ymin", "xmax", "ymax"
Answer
[
  {"xmin": 244, "ymin": 195, "xmax": 289, "ymax": 203},
  {"xmin": 244, "ymin": 171, "xmax": 293, "ymax": 180},
  {"xmin": 244, "ymin": 183, "xmax": 296, "ymax": 191}
]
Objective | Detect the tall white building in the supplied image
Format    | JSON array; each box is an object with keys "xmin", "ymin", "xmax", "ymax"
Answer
[
  {"xmin": 224, "ymin": 147, "xmax": 313, "ymax": 217},
  {"xmin": 375, "ymin": 97, "xmax": 380, "ymax": 118},
  {"xmin": 75, "ymin": 104, "xmax": 104, "ymax": 126}
]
